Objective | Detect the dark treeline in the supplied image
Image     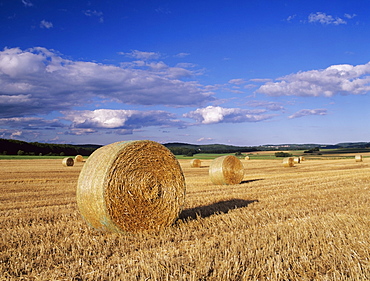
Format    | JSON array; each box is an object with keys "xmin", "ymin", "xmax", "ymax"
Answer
[
  {"xmin": 164, "ymin": 142, "xmax": 258, "ymax": 156},
  {"xmin": 0, "ymin": 139, "xmax": 258, "ymax": 156},
  {"xmin": 0, "ymin": 138, "xmax": 100, "ymax": 156}
]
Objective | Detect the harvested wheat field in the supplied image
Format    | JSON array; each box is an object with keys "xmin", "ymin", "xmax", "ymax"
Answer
[{"xmin": 1, "ymin": 157, "xmax": 370, "ymax": 280}]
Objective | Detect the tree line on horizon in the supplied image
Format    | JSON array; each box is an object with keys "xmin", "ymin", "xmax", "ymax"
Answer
[
  {"xmin": 0, "ymin": 139, "xmax": 259, "ymax": 156},
  {"xmin": 0, "ymin": 138, "xmax": 99, "ymax": 156}
]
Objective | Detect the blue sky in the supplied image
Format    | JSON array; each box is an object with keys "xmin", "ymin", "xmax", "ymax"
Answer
[{"xmin": 1, "ymin": 0, "xmax": 370, "ymax": 146}]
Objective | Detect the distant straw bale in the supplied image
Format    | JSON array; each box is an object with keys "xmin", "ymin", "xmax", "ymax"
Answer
[
  {"xmin": 283, "ymin": 157, "xmax": 294, "ymax": 167},
  {"xmin": 75, "ymin": 155, "xmax": 84, "ymax": 162},
  {"xmin": 294, "ymin": 157, "xmax": 301, "ymax": 164},
  {"xmin": 299, "ymin": 156, "xmax": 305, "ymax": 162},
  {"xmin": 76, "ymin": 140, "xmax": 186, "ymax": 233},
  {"xmin": 190, "ymin": 159, "xmax": 201, "ymax": 168},
  {"xmin": 62, "ymin": 157, "xmax": 74, "ymax": 167},
  {"xmin": 355, "ymin": 155, "xmax": 363, "ymax": 162},
  {"xmin": 209, "ymin": 155, "xmax": 244, "ymax": 185},
  {"xmin": 245, "ymin": 156, "xmax": 250, "ymax": 160}
]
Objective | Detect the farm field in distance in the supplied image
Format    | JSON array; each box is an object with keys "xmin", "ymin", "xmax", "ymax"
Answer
[{"xmin": 0, "ymin": 155, "xmax": 369, "ymax": 280}]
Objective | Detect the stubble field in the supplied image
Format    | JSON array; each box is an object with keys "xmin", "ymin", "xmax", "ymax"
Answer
[{"xmin": 0, "ymin": 157, "xmax": 369, "ymax": 280}]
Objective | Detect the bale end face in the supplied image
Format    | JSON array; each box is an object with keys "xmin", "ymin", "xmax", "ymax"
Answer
[
  {"xmin": 62, "ymin": 157, "xmax": 74, "ymax": 167},
  {"xmin": 209, "ymin": 155, "xmax": 244, "ymax": 185}
]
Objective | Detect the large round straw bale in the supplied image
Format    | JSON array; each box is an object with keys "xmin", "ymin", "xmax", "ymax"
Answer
[
  {"xmin": 75, "ymin": 155, "xmax": 84, "ymax": 162},
  {"xmin": 62, "ymin": 157, "xmax": 74, "ymax": 167},
  {"xmin": 209, "ymin": 155, "xmax": 244, "ymax": 185},
  {"xmin": 293, "ymin": 157, "xmax": 301, "ymax": 164},
  {"xmin": 283, "ymin": 157, "xmax": 294, "ymax": 167},
  {"xmin": 76, "ymin": 140, "xmax": 186, "ymax": 233},
  {"xmin": 190, "ymin": 158, "xmax": 201, "ymax": 168},
  {"xmin": 245, "ymin": 156, "xmax": 250, "ymax": 160},
  {"xmin": 355, "ymin": 155, "xmax": 363, "ymax": 162}
]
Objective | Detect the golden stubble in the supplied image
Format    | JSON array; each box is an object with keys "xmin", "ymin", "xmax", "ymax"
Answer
[{"xmin": 0, "ymin": 158, "xmax": 369, "ymax": 280}]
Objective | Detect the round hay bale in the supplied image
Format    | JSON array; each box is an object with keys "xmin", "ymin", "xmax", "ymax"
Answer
[
  {"xmin": 76, "ymin": 140, "xmax": 186, "ymax": 233},
  {"xmin": 245, "ymin": 156, "xmax": 250, "ymax": 160},
  {"xmin": 62, "ymin": 157, "xmax": 74, "ymax": 167},
  {"xmin": 293, "ymin": 157, "xmax": 301, "ymax": 164},
  {"xmin": 190, "ymin": 158, "xmax": 201, "ymax": 168},
  {"xmin": 355, "ymin": 155, "xmax": 363, "ymax": 162},
  {"xmin": 299, "ymin": 156, "xmax": 305, "ymax": 162},
  {"xmin": 209, "ymin": 155, "xmax": 244, "ymax": 185},
  {"xmin": 75, "ymin": 155, "xmax": 84, "ymax": 162},
  {"xmin": 282, "ymin": 157, "xmax": 294, "ymax": 167}
]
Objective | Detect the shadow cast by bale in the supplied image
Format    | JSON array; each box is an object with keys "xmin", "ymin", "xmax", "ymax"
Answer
[
  {"xmin": 240, "ymin": 178, "xmax": 264, "ymax": 184},
  {"xmin": 178, "ymin": 199, "xmax": 258, "ymax": 221}
]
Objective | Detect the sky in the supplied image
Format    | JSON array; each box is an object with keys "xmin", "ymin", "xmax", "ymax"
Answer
[{"xmin": 1, "ymin": 0, "xmax": 370, "ymax": 146}]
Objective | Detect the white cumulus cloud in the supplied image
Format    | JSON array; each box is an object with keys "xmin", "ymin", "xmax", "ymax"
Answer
[
  {"xmin": 62, "ymin": 109, "xmax": 184, "ymax": 131},
  {"xmin": 83, "ymin": 10, "xmax": 104, "ymax": 23},
  {"xmin": 308, "ymin": 12, "xmax": 346, "ymax": 25},
  {"xmin": 119, "ymin": 50, "xmax": 161, "ymax": 60},
  {"xmin": 40, "ymin": 20, "xmax": 53, "ymax": 29},
  {"xmin": 183, "ymin": 106, "xmax": 273, "ymax": 124},
  {"xmin": 22, "ymin": 0, "xmax": 33, "ymax": 7},
  {"xmin": 256, "ymin": 62, "xmax": 370, "ymax": 97}
]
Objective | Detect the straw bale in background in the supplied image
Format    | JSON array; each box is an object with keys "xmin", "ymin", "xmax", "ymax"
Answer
[
  {"xmin": 76, "ymin": 140, "xmax": 186, "ymax": 233},
  {"xmin": 62, "ymin": 157, "xmax": 74, "ymax": 167},
  {"xmin": 294, "ymin": 157, "xmax": 301, "ymax": 164},
  {"xmin": 190, "ymin": 159, "xmax": 201, "ymax": 168},
  {"xmin": 209, "ymin": 155, "xmax": 244, "ymax": 185},
  {"xmin": 75, "ymin": 155, "xmax": 84, "ymax": 162},
  {"xmin": 245, "ymin": 156, "xmax": 250, "ymax": 160},
  {"xmin": 283, "ymin": 157, "xmax": 294, "ymax": 167},
  {"xmin": 355, "ymin": 155, "xmax": 363, "ymax": 162}
]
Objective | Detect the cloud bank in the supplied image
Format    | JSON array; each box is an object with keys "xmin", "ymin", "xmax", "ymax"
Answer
[
  {"xmin": 256, "ymin": 63, "xmax": 370, "ymax": 97},
  {"xmin": 288, "ymin": 109, "xmax": 327, "ymax": 119},
  {"xmin": 0, "ymin": 47, "xmax": 214, "ymax": 118},
  {"xmin": 62, "ymin": 109, "xmax": 184, "ymax": 131}
]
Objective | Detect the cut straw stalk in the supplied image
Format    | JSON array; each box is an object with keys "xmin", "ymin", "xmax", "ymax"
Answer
[
  {"xmin": 209, "ymin": 155, "xmax": 244, "ymax": 185},
  {"xmin": 76, "ymin": 140, "xmax": 186, "ymax": 233},
  {"xmin": 62, "ymin": 157, "xmax": 74, "ymax": 167},
  {"xmin": 190, "ymin": 159, "xmax": 201, "ymax": 168},
  {"xmin": 283, "ymin": 157, "xmax": 294, "ymax": 167}
]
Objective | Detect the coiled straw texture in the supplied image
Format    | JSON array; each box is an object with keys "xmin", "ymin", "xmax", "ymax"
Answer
[
  {"xmin": 209, "ymin": 155, "xmax": 244, "ymax": 185},
  {"xmin": 76, "ymin": 140, "xmax": 186, "ymax": 233},
  {"xmin": 62, "ymin": 157, "xmax": 74, "ymax": 167}
]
